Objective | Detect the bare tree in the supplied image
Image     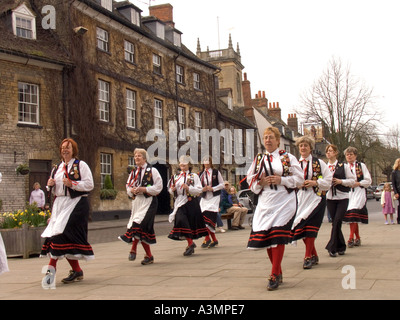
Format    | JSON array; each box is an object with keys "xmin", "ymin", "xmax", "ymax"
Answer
[{"xmin": 297, "ymin": 57, "xmax": 382, "ymax": 158}]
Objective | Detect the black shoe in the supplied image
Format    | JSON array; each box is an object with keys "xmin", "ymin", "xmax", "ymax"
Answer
[
  {"xmin": 183, "ymin": 243, "xmax": 196, "ymax": 256},
  {"xmin": 231, "ymin": 226, "xmax": 239, "ymax": 230},
  {"xmin": 354, "ymin": 238, "xmax": 361, "ymax": 246},
  {"xmin": 128, "ymin": 251, "xmax": 136, "ymax": 261},
  {"xmin": 208, "ymin": 240, "xmax": 218, "ymax": 248},
  {"xmin": 338, "ymin": 251, "xmax": 345, "ymax": 255},
  {"xmin": 141, "ymin": 255, "xmax": 154, "ymax": 265},
  {"xmin": 267, "ymin": 274, "xmax": 280, "ymax": 291},
  {"xmin": 303, "ymin": 257, "xmax": 313, "ymax": 269},
  {"xmin": 348, "ymin": 239, "xmax": 354, "ymax": 248},
  {"xmin": 329, "ymin": 251, "xmax": 337, "ymax": 257},
  {"xmin": 311, "ymin": 255, "xmax": 319, "ymax": 265},
  {"xmin": 62, "ymin": 270, "xmax": 83, "ymax": 283},
  {"xmin": 201, "ymin": 239, "xmax": 211, "ymax": 248},
  {"xmin": 238, "ymin": 225, "xmax": 245, "ymax": 229}
]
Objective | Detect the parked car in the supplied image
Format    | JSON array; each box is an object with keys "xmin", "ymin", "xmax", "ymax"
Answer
[
  {"xmin": 374, "ymin": 183, "xmax": 391, "ymax": 201},
  {"xmin": 366, "ymin": 186, "xmax": 375, "ymax": 199},
  {"xmin": 237, "ymin": 189, "xmax": 255, "ymax": 213}
]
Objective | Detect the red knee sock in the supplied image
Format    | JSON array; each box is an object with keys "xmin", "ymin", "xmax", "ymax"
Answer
[
  {"xmin": 186, "ymin": 238, "xmax": 193, "ymax": 246},
  {"xmin": 349, "ymin": 223, "xmax": 360, "ymax": 240},
  {"xmin": 354, "ymin": 223, "xmax": 360, "ymax": 239},
  {"xmin": 204, "ymin": 235, "xmax": 210, "ymax": 242},
  {"xmin": 210, "ymin": 231, "xmax": 217, "ymax": 242},
  {"xmin": 270, "ymin": 245, "xmax": 284, "ymax": 276},
  {"xmin": 303, "ymin": 237, "xmax": 315, "ymax": 258},
  {"xmin": 48, "ymin": 258, "xmax": 58, "ymax": 270},
  {"xmin": 131, "ymin": 238, "xmax": 139, "ymax": 253},
  {"xmin": 141, "ymin": 242, "xmax": 152, "ymax": 257},
  {"xmin": 67, "ymin": 259, "xmax": 82, "ymax": 272}
]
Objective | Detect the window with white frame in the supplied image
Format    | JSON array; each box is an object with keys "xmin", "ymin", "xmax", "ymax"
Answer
[
  {"xmin": 236, "ymin": 129, "xmax": 243, "ymax": 157},
  {"xmin": 12, "ymin": 4, "xmax": 36, "ymax": 39},
  {"xmin": 176, "ymin": 65, "xmax": 184, "ymax": 84},
  {"xmin": 193, "ymin": 72, "xmax": 201, "ymax": 90},
  {"xmin": 178, "ymin": 107, "xmax": 186, "ymax": 140},
  {"xmin": 195, "ymin": 112, "xmax": 202, "ymax": 142},
  {"xmin": 131, "ymin": 9, "xmax": 141, "ymax": 26},
  {"xmin": 126, "ymin": 89, "xmax": 136, "ymax": 129},
  {"xmin": 16, "ymin": 17, "xmax": 34, "ymax": 39},
  {"xmin": 97, "ymin": 27, "xmax": 109, "ymax": 52},
  {"xmin": 100, "ymin": 153, "xmax": 112, "ymax": 188},
  {"xmin": 153, "ymin": 54, "xmax": 161, "ymax": 74},
  {"xmin": 98, "ymin": 80, "xmax": 110, "ymax": 122},
  {"xmin": 124, "ymin": 40, "xmax": 135, "ymax": 63},
  {"xmin": 230, "ymin": 125, "xmax": 235, "ymax": 156},
  {"xmin": 18, "ymin": 82, "xmax": 39, "ymax": 125},
  {"xmin": 154, "ymin": 99, "xmax": 163, "ymax": 134}
]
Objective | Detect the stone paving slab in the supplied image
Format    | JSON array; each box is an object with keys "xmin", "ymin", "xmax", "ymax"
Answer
[{"xmin": 1, "ymin": 203, "xmax": 400, "ymax": 301}]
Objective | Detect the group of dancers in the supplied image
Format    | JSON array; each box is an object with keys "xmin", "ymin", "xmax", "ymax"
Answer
[
  {"xmin": 2, "ymin": 130, "xmax": 371, "ymax": 290},
  {"xmin": 246, "ymin": 127, "xmax": 371, "ymax": 290}
]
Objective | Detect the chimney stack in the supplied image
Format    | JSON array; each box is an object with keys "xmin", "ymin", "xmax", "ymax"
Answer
[
  {"xmin": 149, "ymin": 4, "xmax": 175, "ymax": 27},
  {"xmin": 287, "ymin": 113, "xmax": 299, "ymax": 133},
  {"xmin": 267, "ymin": 102, "xmax": 282, "ymax": 120},
  {"xmin": 242, "ymin": 73, "xmax": 255, "ymax": 123}
]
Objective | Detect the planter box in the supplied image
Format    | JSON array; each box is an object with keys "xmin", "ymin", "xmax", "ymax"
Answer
[{"xmin": 1, "ymin": 224, "xmax": 45, "ymax": 258}]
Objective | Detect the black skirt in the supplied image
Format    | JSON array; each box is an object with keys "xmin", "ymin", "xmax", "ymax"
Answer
[
  {"xmin": 41, "ymin": 197, "xmax": 94, "ymax": 260},
  {"xmin": 291, "ymin": 197, "xmax": 326, "ymax": 241},
  {"xmin": 343, "ymin": 204, "xmax": 369, "ymax": 224},
  {"xmin": 247, "ymin": 215, "xmax": 295, "ymax": 249},
  {"xmin": 203, "ymin": 210, "xmax": 218, "ymax": 232},
  {"xmin": 168, "ymin": 198, "xmax": 208, "ymax": 241},
  {"xmin": 119, "ymin": 197, "xmax": 158, "ymax": 245}
]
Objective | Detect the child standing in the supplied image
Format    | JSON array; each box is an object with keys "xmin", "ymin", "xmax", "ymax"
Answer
[{"xmin": 381, "ymin": 183, "xmax": 396, "ymax": 224}]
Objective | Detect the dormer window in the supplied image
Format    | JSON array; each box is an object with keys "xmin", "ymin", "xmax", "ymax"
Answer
[
  {"xmin": 155, "ymin": 21, "xmax": 165, "ymax": 40},
  {"xmin": 116, "ymin": 4, "xmax": 142, "ymax": 27},
  {"xmin": 99, "ymin": 0, "xmax": 112, "ymax": 11},
  {"xmin": 143, "ymin": 19, "xmax": 165, "ymax": 40},
  {"xmin": 173, "ymin": 31, "xmax": 181, "ymax": 47},
  {"xmin": 12, "ymin": 4, "xmax": 36, "ymax": 40}
]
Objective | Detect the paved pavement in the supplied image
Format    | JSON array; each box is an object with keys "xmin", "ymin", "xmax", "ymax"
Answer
[{"xmin": 1, "ymin": 200, "xmax": 399, "ymax": 301}]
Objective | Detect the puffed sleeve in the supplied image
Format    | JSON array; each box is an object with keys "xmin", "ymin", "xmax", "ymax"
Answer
[
  {"xmin": 316, "ymin": 160, "xmax": 333, "ymax": 191},
  {"xmin": 359, "ymin": 163, "xmax": 372, "ymax": 188},
  {"xmin": 188, "ymin": 174, "xmax": 203, "ymax": 196}
]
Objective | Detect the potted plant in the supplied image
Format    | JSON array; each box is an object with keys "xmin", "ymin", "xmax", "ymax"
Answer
[
  {"xmin": 16, "ymin": 163, "xmax": 30, "ymax": 175},
  {"xmin": 100, "ymin": 175, "xmax": 118, "ymax": 200},
  {"xmin": 0, "ymin": 202, "xmax": 51, "ymax": 258}
]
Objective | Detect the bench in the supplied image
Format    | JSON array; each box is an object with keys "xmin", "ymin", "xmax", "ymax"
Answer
[{"xmin": 221, "ymin": 212, "xmax": 234, "ymax": 229}]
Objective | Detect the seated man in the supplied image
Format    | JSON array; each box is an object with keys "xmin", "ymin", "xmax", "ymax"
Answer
[{"xmin": 220, "ymin": 184, "xmax": 248, "ymax": 230}]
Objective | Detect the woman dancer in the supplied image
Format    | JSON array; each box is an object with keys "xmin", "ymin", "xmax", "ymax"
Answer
[
  {"xmin": 291, "ymin": 136, "xmax": 332, "ymax": 269},
  {"xmin": 247, "ymin": 127, "xmax": 303, "ymax": 290},
  {"xmin": 325, "ymin": 144, "xmax": 355, "ymax": 257},
  {"xmin": 41, "ymin": 138, "xmax": 94, "ymax": 284},
  {"xmin": 168, "ymin": 156, "xmax": 208, "ymax": 256},
  {"xmin": 199, "ymin": 156, "xmax": 224, "ymax": 248},
  {"xmin": 343, "ymin": 147, "xmax": 372, "ymax": 247},
  {"xmin": 118, "ymin": 148, "xmax": 163, "ymax": 265}
]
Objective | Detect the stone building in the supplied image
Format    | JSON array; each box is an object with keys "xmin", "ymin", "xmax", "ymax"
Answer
[
  {"xmin": 0, "ymin": 0, "xmax": 256, "ymax": 219},
  {"xmin": 0, "ymin": 0, "xmax": 73, "ymax": 211}
]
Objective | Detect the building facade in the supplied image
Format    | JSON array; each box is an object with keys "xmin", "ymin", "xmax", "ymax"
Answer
[{"xmin": 0, "ymin": 0, "xmax": 256, "ymax": 218}]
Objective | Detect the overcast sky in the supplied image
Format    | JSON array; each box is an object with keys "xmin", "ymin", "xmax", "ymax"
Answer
[{"xmin": 137, "ymin": 0, "xmax": 400, "ymax": 132}]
